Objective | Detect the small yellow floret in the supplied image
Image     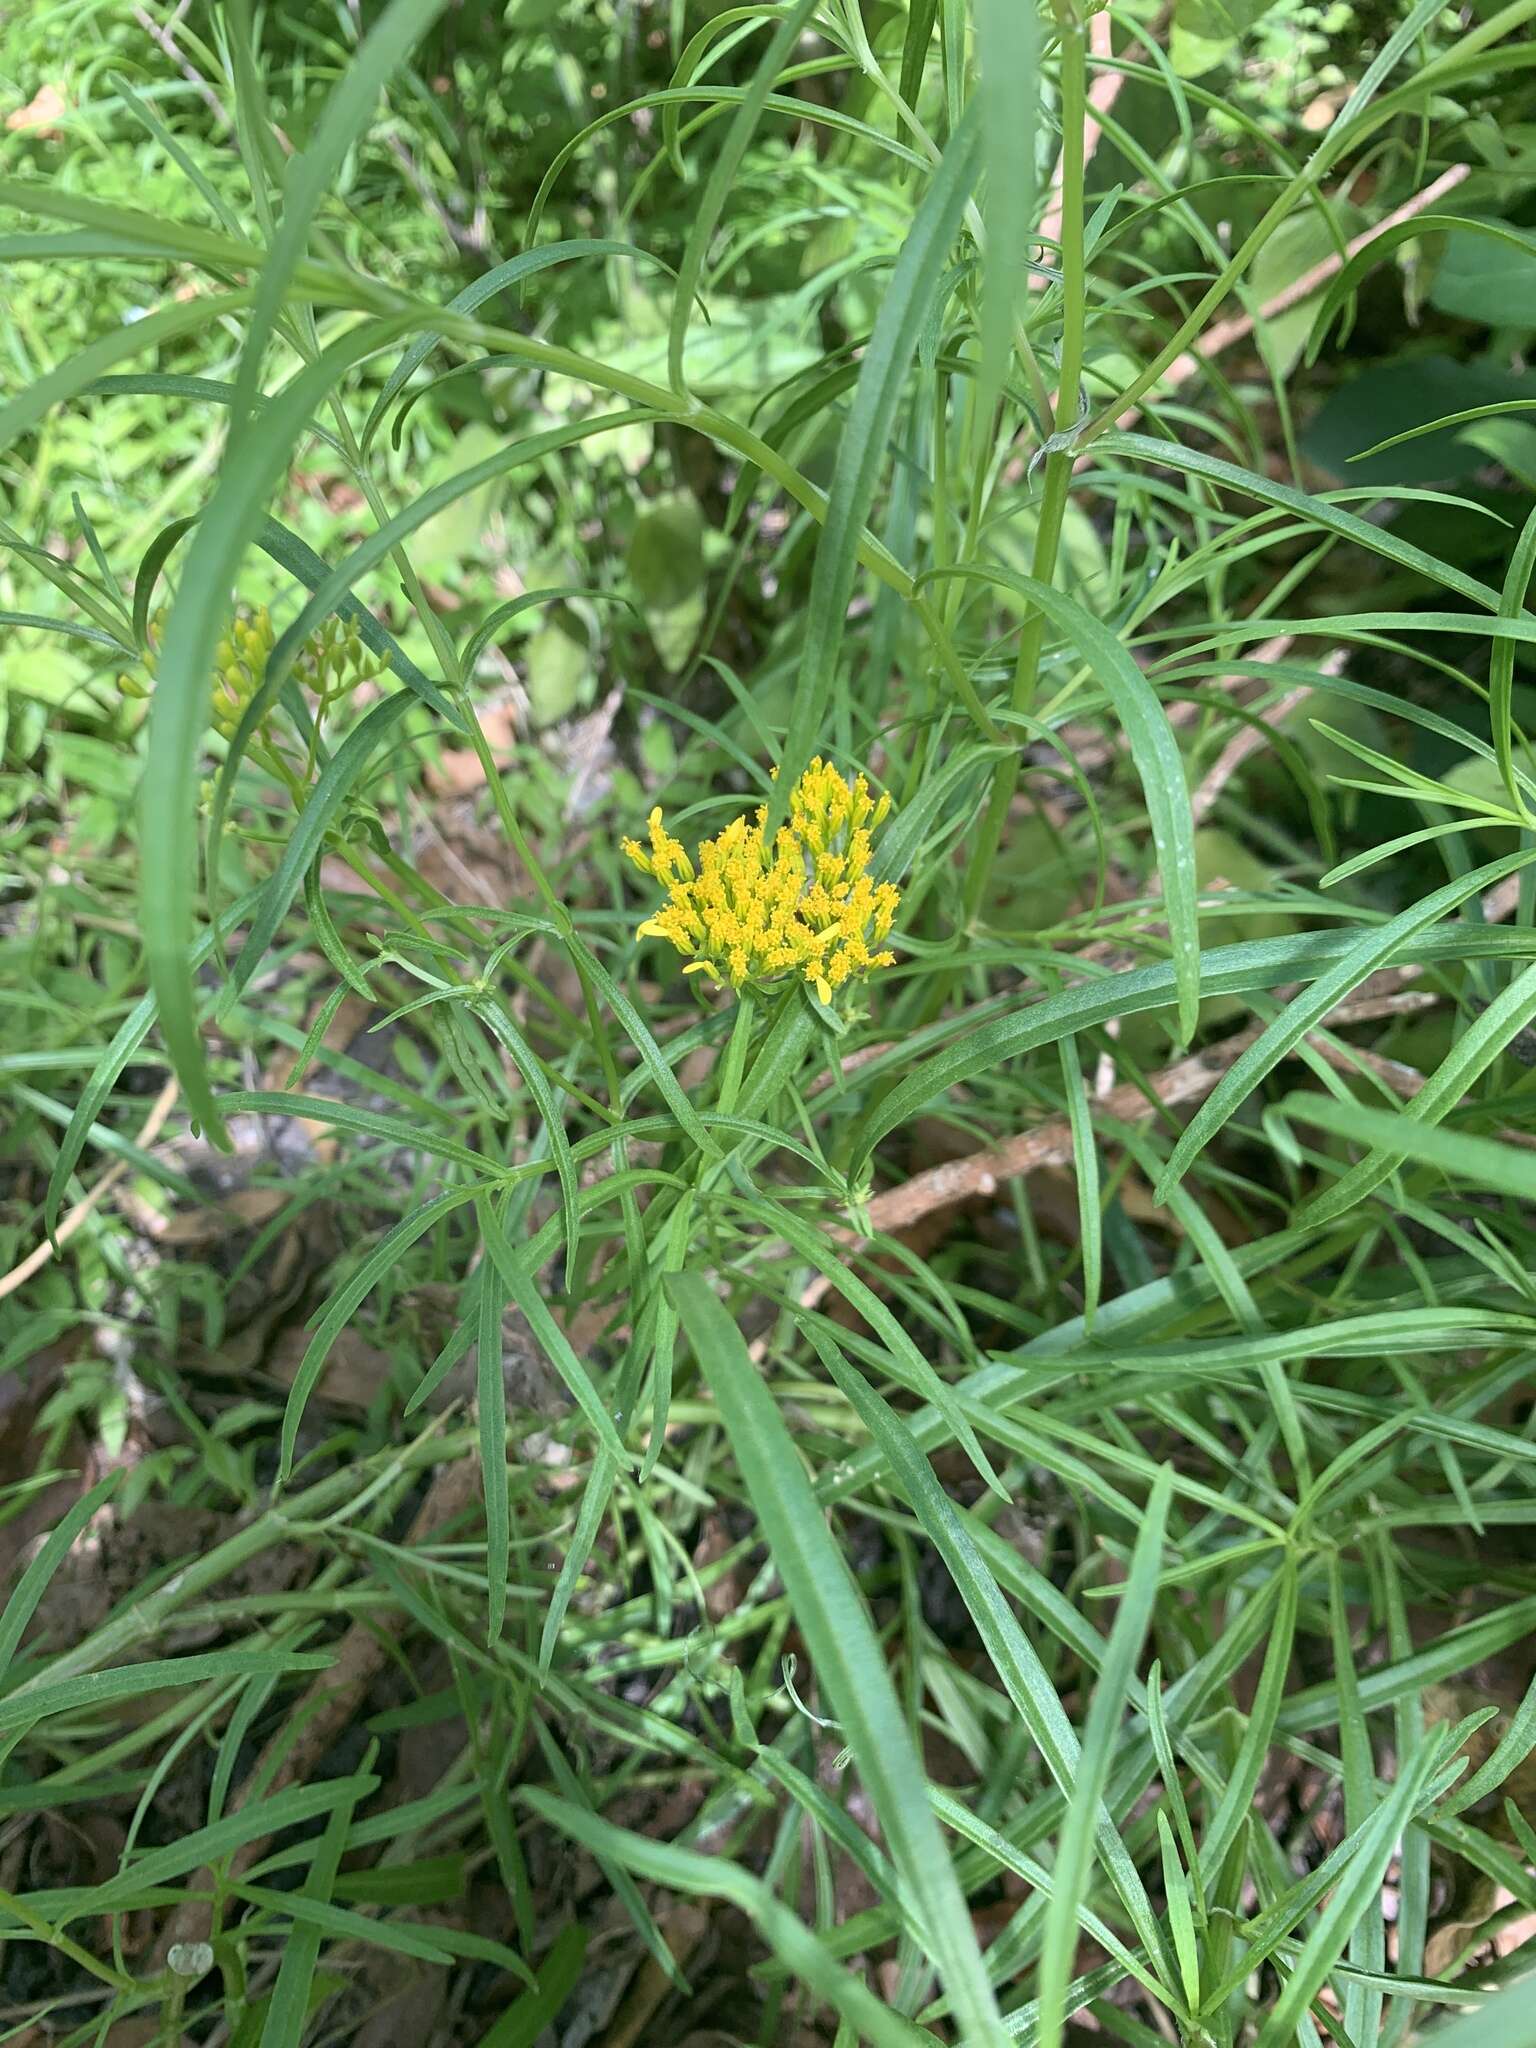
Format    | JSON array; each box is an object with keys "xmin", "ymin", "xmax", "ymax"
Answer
[{"xmin": 624, "ymin": 759, "xmax": 900, "ymax": 1005}]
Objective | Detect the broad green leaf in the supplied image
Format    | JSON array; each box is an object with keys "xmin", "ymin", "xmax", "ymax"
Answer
[{"xmin": 1432, "ymin": 216, "xmax": 1536, "ymax": 328}]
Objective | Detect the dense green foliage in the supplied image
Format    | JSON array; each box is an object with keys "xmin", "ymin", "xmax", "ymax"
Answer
[{"xmin": 4, "ymin": 0, "xmax": 1536, "ymax": 2041}]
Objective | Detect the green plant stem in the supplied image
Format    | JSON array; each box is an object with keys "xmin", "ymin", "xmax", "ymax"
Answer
[
  {"xmin": 961, "ymin": 3, "xmax": 1089, "ymax": 927},
  {"xmin": 637, "ymin": 987, "xmax": 811, "ymax": 1286}
]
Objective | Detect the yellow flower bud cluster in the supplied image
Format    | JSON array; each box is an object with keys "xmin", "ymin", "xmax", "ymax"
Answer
[
  {"xmin": 211, "ymin": 605, "xmax": 277, "ymax": 740},
  {"xmin": 622, "ymin": 758, "xmax": 900, "ymax": 1006},
  {"xmin": 115, "ymin": 603, "xmax": 381, "ymax": 741},
  {"xmin": 294, "ymin": 610, "xmax": 384, "ymax": 709},
  {"xmin": 116, "ymin": 606, "xmax": 166, "ymax": 702}
]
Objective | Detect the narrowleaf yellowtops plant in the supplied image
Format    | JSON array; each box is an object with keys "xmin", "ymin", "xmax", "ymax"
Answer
[{"xmin": 623, "ymin": 758, "xmax": 900, "ymax": 1005}]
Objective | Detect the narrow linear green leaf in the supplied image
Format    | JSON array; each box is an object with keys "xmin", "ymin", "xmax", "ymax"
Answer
[
  {"xmin": 974, "ymin": 0, "xmax": 1037, "ymax": 427},
  {"xmin": 930, "ymin": 560, "xmax": 1204, "ymax": 1039},
  {"xmin": 521, "ymin": 1788, "xmax": 938, "ymax": 2048},
  {"xmin": 477, "ymin": 1210, "xmax": 631, "ymax": 1471},
  {"xmin": 278, "ymin": 1186, "xmax": 481, "ymax": 1484},
  {"xmin": 668, "ymin": 0, "xmax": 818, "ymax": 398},
  {"xmin": 1037, "ymin": 1467, "xmax": 1174, "ymax": 2048},
  {"xmin": 670, "ymin": 1273, "xmax": 1007, "ymax": 2046},
  {"xmin": 474, "ymin": 1196, "xmax": 513, "ymax": 1647},
  {"xmin": 807, "ymin": 1325, "xmax": 1169, "ymax": 1982},
  {"xmin": 0, "ymin": 1652, "xmax": 334, "ymax": 1739},
  {"xmin": 779, "ymin": 106, "xmax": 982, "ymax": 818},
  {"xmin": 143, "ymin": 320, "xmax": 417, "ymax": 1142},
  {"xmin": 1280, "ymin": 1090, "xmax": 1536, "ymax": 1205},
  {"xmin": 1154, "ymin": 848, "xmax": 1536, "ymax": 1201},
  {"xmin": 0, "ymin": 1473, "xmax": 122, "ymax": 1683},
  {"xmin": 363, "ymin": 241, "xmax": 670, "ymax": 452},
  {"xmin": 850, "ymin": 919, "xmax": 1536, "ymax": 1180},
  {"xmin": 230, "ymin": 0, "xmax": 451, "ymax": 432},
  {"xmin": 1302, "ymin": 959, "xmax": 1536, "ymax": 1224},
  {"xmin": 259, "ymin": 1770, "xmax": 362, "ymax": 2048}
]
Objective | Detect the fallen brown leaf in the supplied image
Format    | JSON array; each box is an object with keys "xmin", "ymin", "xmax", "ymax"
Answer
[{"xmin": 7, "ymin": 82, "xmax": 66, "ymax": 135}]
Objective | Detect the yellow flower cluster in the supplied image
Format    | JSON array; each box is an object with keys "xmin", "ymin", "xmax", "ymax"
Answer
[{"xmin": 623, "ymin": 758, "xmax": 900, "ymax": 1005}]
